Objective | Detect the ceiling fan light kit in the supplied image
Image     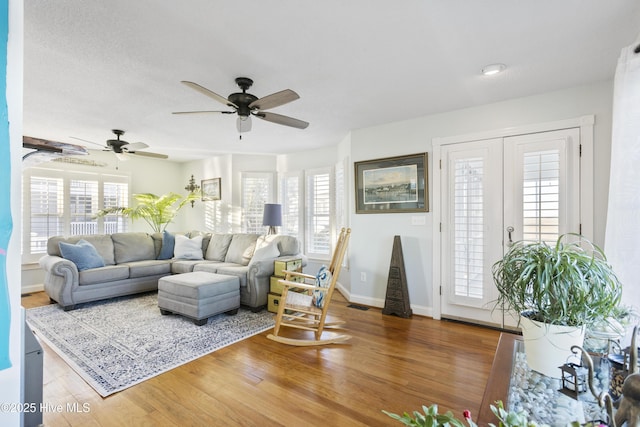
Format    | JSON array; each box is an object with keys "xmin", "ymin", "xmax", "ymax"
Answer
[{"xmin": 175, "ymin": 77, "xmax": 309, "ymax": 135}]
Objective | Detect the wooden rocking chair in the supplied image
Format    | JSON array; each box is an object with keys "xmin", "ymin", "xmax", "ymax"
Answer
[{"xmin": 267, "ymin": 227, "xmax": 351, "ymax": 346}]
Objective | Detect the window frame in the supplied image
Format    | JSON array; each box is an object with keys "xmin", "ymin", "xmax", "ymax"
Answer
[
  {"xmin": 22, "ymin": 167, "xmax": 130, "ymax": 263},
  {"xmin": 240, "ymin": 171, "xmax": 276, "ymax": 234},
  {"xmin": 304, "ymin": 167, "xmax": 334, "ymax": 260}
]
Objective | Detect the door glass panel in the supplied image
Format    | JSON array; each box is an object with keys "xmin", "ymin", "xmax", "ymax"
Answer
[
  {"xmin": 453, "ymin": 158, "xmax": 484, "ymax": 299},
  {"xmin": 522, "ymin": 149, "xmax": 560, "ymax": 244}
]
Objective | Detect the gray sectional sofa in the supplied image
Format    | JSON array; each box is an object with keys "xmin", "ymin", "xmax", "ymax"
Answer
[{"xmin": 39, "ymin": 231, "xmax": 305, "ymax": 311}]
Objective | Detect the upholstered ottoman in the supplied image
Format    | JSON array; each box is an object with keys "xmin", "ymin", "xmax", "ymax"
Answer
[{"xmin": 158, "ymin": 271, "xmax": 240, "ymax": 325}]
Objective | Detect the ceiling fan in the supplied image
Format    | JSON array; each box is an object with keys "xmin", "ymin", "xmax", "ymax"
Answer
[
  {"xmin": 71, "ymin": 129, "xmax": 168, "ymax": 161},
  {"xmin": 22, "ymin": 136, "xmax": 89, "ymax": 167},
  {"xmin": 173, "ymin": 77, "xmax": 309, "ymax": 135}
]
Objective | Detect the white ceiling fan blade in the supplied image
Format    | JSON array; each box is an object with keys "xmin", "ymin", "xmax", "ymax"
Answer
[
  {"xmin": 124, "ymin": 141, "xmax": 148, "ymax": 151},
  {"xmin": 115, "ymin": 152, "xmax": 129, "ymax": 161},
  {"xmin": 236, "ymin": 116, "xmax": 252, "ymax": 133},
  {"xmin": 129, "ymin": 151, "xmax": 168, "ymax": 159},
  {"xmin": 248, "ymin": 89, "xmax": 299, "ymax": 110},
  {"xmin": 181, "ymin": 81, "xmax": 238, "ymax": 108}
]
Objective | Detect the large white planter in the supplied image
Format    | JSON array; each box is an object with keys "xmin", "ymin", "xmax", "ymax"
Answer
[{"xmin": 519, "ymin": 315, "xmax": 586, "ymax": 378}]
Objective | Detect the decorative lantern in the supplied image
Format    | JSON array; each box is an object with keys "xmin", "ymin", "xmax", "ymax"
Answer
[{"xmin": 559, "ymin": 360, "xmax": 588, "ymax": 400}]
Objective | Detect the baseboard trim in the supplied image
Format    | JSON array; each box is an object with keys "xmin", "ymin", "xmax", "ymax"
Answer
[
  {"xmin": 337, "ymin": 284, "xmax": 433, "ymax": 318},
  {"xmin": 21, "ymin": 283, "xmax": 44, "ymax": 295}
]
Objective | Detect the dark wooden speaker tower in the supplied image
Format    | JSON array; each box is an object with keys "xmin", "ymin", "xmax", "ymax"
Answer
[{"xmin": 382, "ymin": 235, "xmax": 412, "ymax": 318}]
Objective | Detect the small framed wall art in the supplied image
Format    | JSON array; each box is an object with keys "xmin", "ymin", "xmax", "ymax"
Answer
[
  {"xmin": 201, "ymin": 178, "xmax": 221, "ymax": 201},
  {"xmin": 354, "ymin": 152, "xmax": 428, "ymax": 214}
]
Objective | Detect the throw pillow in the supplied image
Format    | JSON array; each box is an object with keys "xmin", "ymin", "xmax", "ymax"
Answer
[
  {"xmin": 224, "ymin": 234, "xmax": 259, "ymax": 265},
  {"xmin": 312, "ymin": 265, "xmax": 332, "ymax": 308},
  {"xmin": 58, "ymin": 239, "xmax": 106, "ymax": 271},
  {"xmin": 205, "ymin": 234, "xmax": 233, "ymax": 261},
  {"xmin": 248, "ymin": 243, "xmax": 280, "ymax": 265},
  {"xmin": 157, "ymin": 231, "xmax": 175, "ymax": 260},
  {"xmin": 173, "ymin": 234, "xmax": 204, "ymax": 260}
]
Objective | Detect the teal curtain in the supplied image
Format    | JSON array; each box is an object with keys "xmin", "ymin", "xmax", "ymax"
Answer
[{"xmin": 0, "ymin": 0, "xmax": 12, "ymax": 371}]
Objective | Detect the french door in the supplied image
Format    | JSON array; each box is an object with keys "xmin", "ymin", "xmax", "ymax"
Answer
[{"xmin": 439, "ymin": 128, "xmax": 581, "ymax": 328}]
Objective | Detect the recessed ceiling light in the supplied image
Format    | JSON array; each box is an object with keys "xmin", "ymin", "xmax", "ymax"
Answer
[{"xmin": 481, "ymin": 63, "xmax": 507, "ymax": 76}]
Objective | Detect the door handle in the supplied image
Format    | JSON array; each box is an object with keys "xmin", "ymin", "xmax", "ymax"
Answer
[{"xmin": 506, "ymin": 226, "xmax": 514, "ymax": 246}]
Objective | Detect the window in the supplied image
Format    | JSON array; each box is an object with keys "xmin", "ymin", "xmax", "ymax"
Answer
[
  {"xmin": 23, "ymin": 168, "xmax": 129, "ymax": 262},
  {"xmin": 241, "ymin": 172, "xmax": 275, "ymax": 234},
  {"xmin": 280, "ymin": 164, "xmax": 346, "ymax": 260},
  {"xmin": 28, "ymin": 176, "xmax": 64, "ymax": 256},
  {"xmin": 522, "ymin": 149, "xmax": 560, "ymax": 244},
  {"xmin": 334, "ymin": 159, "xmax": 346, "ymax": 232},
  {"xmin": 305, "ymin": 168, "xmax": 332, "ymax": 257},
  {"xmin": 279, "ymin": 172, "xmax": 302, "ymax": 239},
  {"xmin": 453, "ymin": 157, "xmax": 484, "ymax": 299}
]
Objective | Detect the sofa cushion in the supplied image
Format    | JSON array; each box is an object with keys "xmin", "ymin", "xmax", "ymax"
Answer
[
  {"xmin": 205, "ymin": 234, "xmax": 233, "ymax": 261},
  {"xmin": 174, "ymin": 234, "xmax": 204, "ymax": 260},
  {"xmin": 255, "ymin": 234, "xmax": 299, "ymax": 257},
  {"xmin": 224, "ymin": 234, "xmax": 259, "ymax": 265},
  {"xmin": 78, "ymin": 265, "xmax": 130, "ymax": 286},
  {"xmin": 248, "ymin": 242, "xmax": 280, "ymax": 265},
  {"xmin": 58, "ymin": 239, "xmax": 105, "ymax": 271},
  {"xmin": 193, "ymin": 262, "xmax": 239, "ymax": 274},
  {"xmin": 171, "ymin": 259, "xmax": 219, "ymax": 274},
  {"xmin": 124, "ymin": 260, "xmax": 172, "ymax": 278},
  {"xmin": 157, "ymin": 231, "xmax": 175, "ymax": 260},
  {"xmin": 49, "ymin": 234, "xmax": 116, "ymax": 265},
  {"xmin": 215, "ymin": 266, "xmax": 250, "ymax": 287},
  {"xmin": 112, "ymin": 232, "xmax": 156, "ymax": 264}
]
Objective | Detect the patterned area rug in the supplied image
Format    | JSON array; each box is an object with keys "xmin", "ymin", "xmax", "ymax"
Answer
[{"xmin": 26, "ymin": 292, "xmax": 275, "ymax": 397}]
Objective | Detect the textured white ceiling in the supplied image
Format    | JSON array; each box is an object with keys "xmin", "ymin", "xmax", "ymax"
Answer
[{"xmin": 24, "ymin": 1, "xmax": 640, "ymax": 162}]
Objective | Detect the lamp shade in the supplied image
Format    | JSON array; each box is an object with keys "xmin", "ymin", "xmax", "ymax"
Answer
[{"xmin": 262, "ymin": 204, "xmax": 283, "ymax": 226}]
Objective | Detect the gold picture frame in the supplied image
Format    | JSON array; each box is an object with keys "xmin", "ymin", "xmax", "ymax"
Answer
[{"xmin": 201, "ymin": 178, "xmax": 221, "ymax": 201}]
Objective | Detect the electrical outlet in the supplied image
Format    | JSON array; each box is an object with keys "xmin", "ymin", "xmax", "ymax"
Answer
[{"xmin": 360, "ymin": 272, "xmax": 366, "ymax": 282}]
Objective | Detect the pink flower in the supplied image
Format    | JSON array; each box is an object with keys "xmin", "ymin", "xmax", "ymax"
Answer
[{"xmin": 463, "ymin": 410, "xmax": 471, "ymax": 419}]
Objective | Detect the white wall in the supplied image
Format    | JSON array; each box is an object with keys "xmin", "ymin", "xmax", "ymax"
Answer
[
  {"xmin": 348, "ymin": 80, "xmax": 614, "ymax": 316},
  {"xmin": 179, "ymin": 153, "xmax": 279, "ymax": 234},
  {"xmin": 1, "ymin": 0, "xmax": 23, "ymax": 425},
  {"xmin": 180, "ymin": 154, "xmax": 234, "ymax": 233}
]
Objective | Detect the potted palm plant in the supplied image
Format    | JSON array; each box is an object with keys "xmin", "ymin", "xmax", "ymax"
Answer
[
  {"xmin": 492, "ymin": 233, "xmax": 622, "ymax": 378},
  {"xmin": 95, "ymin": 192, "xmax": 198, "ymax": 233}
]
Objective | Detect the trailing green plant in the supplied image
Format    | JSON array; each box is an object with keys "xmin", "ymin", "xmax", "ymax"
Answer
[
  {"xmin": 95, "ymin": 192, "xmax": 198, "ymax": 233},
  {"xmin": 382, "ymin": 401, "xmax": 602, "ymax": 427},
  {"xmin": 491, "ymin": 234, "xmax": 622, "ymax": 328}
]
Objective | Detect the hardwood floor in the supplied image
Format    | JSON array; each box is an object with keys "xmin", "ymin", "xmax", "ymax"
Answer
[{"xmin": 21, "ymin": 291, "xmax": 500, "ymax": 426}]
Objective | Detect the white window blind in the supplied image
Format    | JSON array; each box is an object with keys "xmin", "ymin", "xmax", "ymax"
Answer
[
  {"xmin": 23, "ymin": 169, "xmax": 130, "ymax": 262},
  {"xmin": 453, "ymin": 158, "xmax": 484, "ymax": 299},
  {"xmin": 241, "ymin": 172, "xmax": 274, "ymax": 234},
  {"xmin": 103, "ymin": 181, "xmax": 129, "ymax": 234},
  {"xmin": 334, "ymin": 160, "xmax": 346, "ymax": 232},
  {"xmin": 280, "ymin": 172, "xmax": 301, "ymax": 238},
  {"xmin": 69, "ymin": 179, "xmax": 99, "ymax": 235},
  {"xmin": 305, "ymin": 169, "xmax": 331, "ymax": 257},
  {"xmin": 29, "ymin": 176, "xmax": 64, "ymax": 255},
  {"xmin": 522, "ymin": 149, "xmax": 560, "ymax": 244}
]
